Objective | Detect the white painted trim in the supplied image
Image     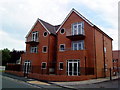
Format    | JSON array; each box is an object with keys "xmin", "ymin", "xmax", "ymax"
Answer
[
  {"xmin": 56, "ymin": 8, "xmax": 94, "ymax": 33},
  {"xmin": 23, "ymin": 60, "xmax": 31, "ymax": 73},
  {"xmin": 67, "ymin": 59, "xmax": 80, "ymax": 76},
  {"xmin": 59, "ymin": 44, "xmax": 65, "ymax": 52},
  {"xmin": 38, "ymin": 19, "xmax": 51, "ymax": 34},
  {"xmin": 26, "ymin": 18, "xmax": 50, "ymax": 38},
  {"xmin": 59, "ymin": 62, "xmax": 64, "ymax": 70},
  {"xmin": 42, "ymin": 46, "xmax": 48, "ymax": 53},
  {"xmin": 60, "ymin": 28, "xmax": 65, "ymax": 34},
  {"xmin": 43, "ymin": 31, "xmax": 48, "ymax": 37},
  {"xmin": 41, "ymin": 62, "xmax": 47, "ymax": 69}
]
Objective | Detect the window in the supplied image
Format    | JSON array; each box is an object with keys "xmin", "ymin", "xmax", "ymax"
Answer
[
  {"xmin": 60, "ymin": 28, "xmax": 65, "ymax": 34},
  {"xmin": 30, "ymin": 46, "xmax": 38, "ymax": 53},
  {"xmin": 32, "ymin": 31, "xmax": 38, "ymax": 41},
  {"xmin": 59, "ymin": 62, "xmax": 63, "ymax": 70},
  {"xmin": 104, "ymin": 47, "xmax": 106, "ymax": 53},
  {"xmin": 59, "ymin": 44, "xmax": 65, "ymax": 51},
  {"xmin": 43, "ymin": 32, "xmax": 48, "ymax": 37},
  {"xmin": 41, "ymin": 62, "xmax": 47, "ymax": 69},
  {"xmin": 72, "ymin": 40, "xmax": 84, "ymax": 50},
  {"xmin": 42, "ymin": 46, "xmax": 47, "ymax": 53},
  {"xmin": 72, "ymin": 22, "xmax": 84, "ymax": 35}
]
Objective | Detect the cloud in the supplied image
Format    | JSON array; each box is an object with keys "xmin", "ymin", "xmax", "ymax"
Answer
[
  {"xmin": 0, "ymin": 0, "xmax": 118, "ymax": 50},
  {"xmin": 0, "ymin": 29, "xmax": 25, "ymax": 50}
]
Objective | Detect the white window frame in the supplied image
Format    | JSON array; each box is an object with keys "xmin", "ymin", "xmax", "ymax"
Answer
[
  {"xmin": 30, "ymin": 46, "xmax": 38, "ymax": 53},
  {"xmin": 32, "ymin": 31, "xmax": 38, "ymax": 41},
  {"xmin": 59, "ymin": 62, "xmax": 63, "ymax": 70},
  {"xmin": 72, "ymin": 22, "xmax": 84, "ymax": 35},
  {"xmin": 41, "ymin": 62, "xmax": 47, "ymax": 69},
  {"xmin": 104, "ymin": 47, "xmax": 107, "ymax": 53},
  {"xmin": 72, "ymin": 41, "xmax": 84, "ymax": 50},
  {"xmin": 60, "ymin": 28, "xmax": 65, "ymax": 34},
  {"xmin": 42, "ymin": 46, "xmax": 47, "ymax": 53},
  {"xmin": 59, "ymin": 44, "xmax": 65, "ymax": 51},
  {"xmin": 67, "ymin": 60, "xmax": 80, "ymax": 76},
  {"xmin": 23, "ymin": 61, "xmax": 31, "ymax": 73},
  {"xmin": 43, "ymin": 31, "xmax": 48, "ymax": 37}
]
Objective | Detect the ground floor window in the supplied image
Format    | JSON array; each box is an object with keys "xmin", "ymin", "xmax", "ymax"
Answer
[
  {"xmin": 41, "ymin": 62, "xmax": 47, "ymax": 69},
  {"xmin": 67, "ymin": 60, "xmax": 80, "ymax": 76},
  {"xmin": 59, "ymin": 62, "xmax": 63, "ymax": 70}
]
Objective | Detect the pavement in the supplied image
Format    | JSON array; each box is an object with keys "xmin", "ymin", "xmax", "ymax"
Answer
[
  {"xmin": 2, "ymin": 72, "xmax": 120, "ymax": 89},
  {"xmin": 50, "ymin": 76, "xmax": 119, "ymax": 89}
]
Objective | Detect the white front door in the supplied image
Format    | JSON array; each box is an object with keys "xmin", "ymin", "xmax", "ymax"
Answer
[{"xmin": 67, "ymin": 60, "xmax": 80, "ymax": 76}]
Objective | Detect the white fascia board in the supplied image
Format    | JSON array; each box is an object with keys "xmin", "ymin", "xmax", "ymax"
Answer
[
  {"xmin": 56, "ymin": 9, "xmax": 94, "ymax": 33},
  {"xmin": 25, "ymin": 18, "xmax": 51, "ymax": 38}
]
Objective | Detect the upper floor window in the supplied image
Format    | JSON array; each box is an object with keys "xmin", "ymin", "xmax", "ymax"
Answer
[
  {"xmin": 72, "ymin": 40, "xmax": 84, "ymax": 50},
  {"xmin": 42, "ymin": 46, "xmax": 47, "ymax": 53},
  {"xmin": 59, "ymin": 44, "xmax": 65, "ymax": 51},
  {"xmin": 30, "ymin": 46, "xmax": 38, "ymax": 53},
  {"xmin": 32, "ymin": 31, "xmax": 38, "ymax": 41},
  {"xmin": 72, "ymin": 22, "xmax": 84, "ymax": 35},
  {"xmin": 43, "ymin": 32, "xmax": 48, "ymax": 37},
  {"xmin": 104, "ymin": 47, "xmax": 106, "ymax": 53},
  {"xmin": 60, "ymin": 28, "xmax": 65, "ymax": 34}
]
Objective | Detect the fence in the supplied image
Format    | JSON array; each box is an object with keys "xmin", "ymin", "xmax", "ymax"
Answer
[
  {"xmin": 6, "ymin": 64, "xmax": 119, "ymax": 79},
  {"xmin": 6, "ymin": 64, "xmax": 94, "ymax": 75}
]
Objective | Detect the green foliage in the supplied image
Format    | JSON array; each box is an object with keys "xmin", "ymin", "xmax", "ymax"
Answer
[
  {"xmin": 1, "ymin": 48, "xmax": 11, "ymax": 66},
  {"xmin": 1, "ymin": 48, "xmax": 24, "ymax": 66}
]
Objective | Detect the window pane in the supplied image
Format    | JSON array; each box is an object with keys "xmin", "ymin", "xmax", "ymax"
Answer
[
  {"xmin": 78, "ymin": 25, "xmax": 81, "ymax": 34},
  {"xmin": 43, "ymin": 47, "xmax": 47, "ymax": 52},
  {"xmin": 60, "ymin": 63, "xmax": 63, "ymax": 70},
  {"xmin": 73, "ymin": 43, "xmax": 77, "ymax": 50},
  {"xmin": 42, "ymin": 63, "xmax": 46, "ymax": 69},
  {"xmin": 60, "ymin": 45, "xmax": 65, "ymax": 51},
  {"xmin": 72, "ymin": 24, "xmax": 77, "ymax": 35},
  {"xmin": 78, "ymin": 43, "xmax": 82, "ymax": 50}
]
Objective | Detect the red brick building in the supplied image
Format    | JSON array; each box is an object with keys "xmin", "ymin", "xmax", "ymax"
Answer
[
  {"xmin": 112, "ymin": 50, "xmax": 120, "ymax": 75},
  {"xmin": 6, "ymin": 9, "xmax": 113, "ymax": 81}
]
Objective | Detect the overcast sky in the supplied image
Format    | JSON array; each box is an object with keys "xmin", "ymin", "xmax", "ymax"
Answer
[{"xmin": 0, "ymin": 0, "xmax": 118, "ymax": 51}]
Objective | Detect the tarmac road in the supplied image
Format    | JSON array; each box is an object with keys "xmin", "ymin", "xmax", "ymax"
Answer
[{"xmin": 1, "ymin": 72, "xmax": 69, "ymax": 89}]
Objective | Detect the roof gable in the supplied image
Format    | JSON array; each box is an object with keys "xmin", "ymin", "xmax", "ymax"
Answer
[
  {"xmin": 26, "ymin": 18, "xmax": 60, "ymax": 37},
  {"xmin": 56, "ymin": 8, "xmax": 94, "ymax": 33}
]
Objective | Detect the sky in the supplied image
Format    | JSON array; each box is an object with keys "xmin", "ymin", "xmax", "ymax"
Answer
[{"xmin": 0, "ymin": 0, "xmax": 119, "ymax": 51}]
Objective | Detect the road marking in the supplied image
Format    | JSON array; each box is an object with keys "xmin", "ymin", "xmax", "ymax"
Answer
[
  {"xmin": 2, "ymin": 75, "xmax": 41, "ymax": 88},
  {"xmin": 27, "ymin": 81, "xmax": 50, "ymax": 85}
]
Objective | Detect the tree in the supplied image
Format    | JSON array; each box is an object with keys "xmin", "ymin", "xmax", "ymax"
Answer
[
  {"xmin": 9, "ymin": 49, "xmax": 24, "ymax": 63},
  {"xmin": 1, "ymin": 48, "xmax": 11, "ymax": 66}
]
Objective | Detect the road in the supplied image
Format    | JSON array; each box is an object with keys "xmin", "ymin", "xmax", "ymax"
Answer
[
  {"xmin": 1, "ymin": 72, "xmax": 69, "ymax": 89},
  {"xmin": 2, "ymin": 75, "xmax": 38, "ymax": 88}
]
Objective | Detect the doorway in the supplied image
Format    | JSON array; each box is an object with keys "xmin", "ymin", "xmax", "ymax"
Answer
[
  {"xmin": 23, "ymin": 61, "xmax": 31, "ymax": 77},
  {"xmin": 67, "ymin": 60, "xmax": 80, "ymax": 76}
]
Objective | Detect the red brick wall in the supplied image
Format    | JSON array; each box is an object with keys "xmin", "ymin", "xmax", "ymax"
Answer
[
  {"xmin": 21, "ymin": 21, "xmax": 56, "ymax": 67},
  {"xmin": 28, "ymin": 73, "xmax": 96, "ymax": 81},
  {"xmin": 5, "ymin": 70, "xmax": 24, "ymax": 77},
  {"xmin": 95, "ymin": 28, "xmax": 112, "ymax": 77},
  {"xmin": 56, "ymin": 12, "xmax": 95, "ymax": 75}
]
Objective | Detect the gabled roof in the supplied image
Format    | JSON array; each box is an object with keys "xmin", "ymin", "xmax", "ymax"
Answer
[
  {"xmin": 56, "ymin": 8, "xmax": 112, "ymax": 40},
  {"xmin": 26, "ymin": 18, "xmax": 60, "ymax": 37},
  {"xmin": 39, "ymin": 19, "xmax": 59, "ymax": 35},
  {"xmin": 56, "ymin": 8, "xmax": 94, "ymax": 33},
  {"xmin": 26, "ymin": 8, "xmax": 112, "ymax": 40}
]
